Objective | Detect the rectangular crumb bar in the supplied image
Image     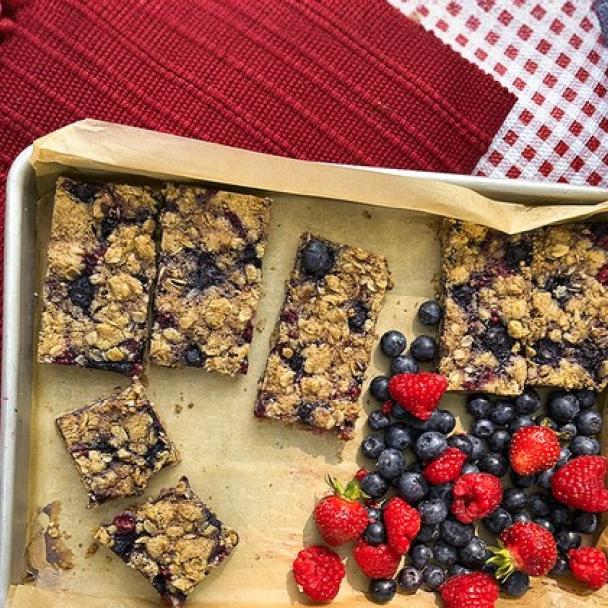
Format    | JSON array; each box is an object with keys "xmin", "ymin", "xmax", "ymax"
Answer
[
  {"xmin": 37, "ymin": 177, "xmax": 160, "ymax": 376},
  {"xmin": 255, "ymin": 233, "xmax": 391, "ymax": 439},
  {"xmin": 438, "ymin": 220, "xmax": 532, "ymax": 395},
  {"xmin": 526, "ymin": 223, "xmax": 608, "ymax": 390},
  {"xmin": 56, "ymin": 382, "xmax": 179, "ymax": 506},
  {"xmin": 150, "ymin": 184, "xmax": 272, "ymax": 376},
  {"xmin": 94, "ymin": 477, "xmax": 239, "ymax": 608}
]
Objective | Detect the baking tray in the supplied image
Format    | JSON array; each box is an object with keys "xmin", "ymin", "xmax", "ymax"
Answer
[{"xmin": 2, "ymin": 137, "xmax": 608, "ymax": 607}]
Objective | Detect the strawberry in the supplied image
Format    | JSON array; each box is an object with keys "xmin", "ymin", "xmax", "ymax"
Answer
[
  {"xmin": 488, "ymin": 522, "xmax": 557, "ymax": 578},
  {"xmin": 568, "ymin": 547, "xmax": 608, "ymax": 591},
  {"xmin": 451, "ymin": 473, "xmax": 503, "ymax": 524},
  {"xmin": 292, "ymin": 545, "xmax": 345, "ymax": 602},
  {"xmin": 388, "ymin": 372, "xmax": 448, "ymax": 421},
  {"xmin": 313, "ymin": 476, "xmax": 368, "ymax": 546},
  {"xmin": 509, "ymin": 425, "xmax": 561, "ymax": 475},
  {"xmin": 383, "ymin": 497, "xmax": 421, "ymax": 554},
  {"xmin": 354, "ymin": 539, "xmax": 401, "ymax": 579},
  {"xmin": 551, "ymin": 455, "xmax": 608, "ymax": 512},
  {"xmin": 440, "ymin": 572, "xmax": 500, "ymax": 608},
  {"xmin": 423, "ymin": 447, "xmax": 467, "ymax": 485}
]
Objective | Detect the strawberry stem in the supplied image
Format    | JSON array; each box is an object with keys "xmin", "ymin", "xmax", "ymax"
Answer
[
  {"xmin": 486, "ymin": 544, "xmax": 518, "ymax": 581},
  {"xmin": 326, "ymin": 475, "xmax": 367, "ymax": 501}
]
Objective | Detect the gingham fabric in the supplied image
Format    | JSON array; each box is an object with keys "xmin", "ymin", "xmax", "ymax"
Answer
[{"xmin": 391, "ymin": 0, "xmax": 608, "ymax": 187}]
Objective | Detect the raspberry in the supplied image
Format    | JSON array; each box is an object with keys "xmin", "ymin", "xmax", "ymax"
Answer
[
  {"xmin": 113, "ymin": 513, "xmax": 136, "ymax": 532},
  {"xmin": 383, "ymin": 497, "xmax": 421, "ymax": 554},
  {"xmin": 441, "ymin": 572, "xmax": 499, "ymax": 608},
  {"xmin": 451, "ymin": 473, "xmax": 503, "ymax": 524},
  {"xmin": 292, "ymin": 546, "xmax": 345, "ymax": 602},
  {"xmin": 381, "ymin": 401, "xmax": 393, "ymax": 416},
  {"xmin": 355, "ymin": 468, "xmax": 368, "ymax": 482},
  {"xmin": 423, "ymin": 447, "xmax": 467, "ymax": 485},
  {"xmin": 353, "ymin": 539, "xmax": 401, "ymax": 579},
  {"xmin": 568, "ymin": 547, "xmax": 608, "ymax": 590},
  {"xmin": 388, "ymin": 372, "xmax": 447, "ymax": 421}
]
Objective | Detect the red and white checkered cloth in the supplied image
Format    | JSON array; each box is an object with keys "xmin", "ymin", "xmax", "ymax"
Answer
[{"xmin": 390, "ymin": 0, "xmax": 608, "ymax": 187}]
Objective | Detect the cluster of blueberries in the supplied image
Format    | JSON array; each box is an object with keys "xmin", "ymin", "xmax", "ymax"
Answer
[{"xmin": 358, "ymin": 300, "xmax": 603, "ymax": 603}]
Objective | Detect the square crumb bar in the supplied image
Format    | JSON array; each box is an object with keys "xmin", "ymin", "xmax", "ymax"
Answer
[
  {"xmin": 56, "ymin": 382, "xmax": 179, "ymax": 506},
  {"xmin": 438, "ymin": 220, "xmax": 532, "ymax": 395},
  {"xmin": 94, "ymin": 477, "xmax": 239, "ymax": 607},
  {"xmin": 150, "ymin": 184, "xmax": 272, "ymax": 376},
  {"xmin": 37, "ymin": 177, "xmax": 160, "ymax": 376},
  {"xmin": 255, "ymin": 233, "xmax": 391, "ymax": 439},
  {"xmin": 526, "ymin": 223, "xmax": 608, "ymax": 390}
]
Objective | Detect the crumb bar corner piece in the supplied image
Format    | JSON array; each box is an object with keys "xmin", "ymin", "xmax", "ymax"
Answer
[
  {"xmin": 150, "ymin": 183, "xmax": 272, "ymax": 376},
  {"xmin": 438, "ymin": 219, "xmax": 532, "ymax": 395},
  {"xmin": 255, "ymin": 232, "xmax": 391, "ymax": 440},
  {"xmin": 56, "ymin": 382, "xmax": 179, "ymax": 507},
  {"xmin": 37, "ymin": 176, "xmax": 160, "ymax": 376},
  {"xmin": 526, "ymin": 222, "xmax": 608, "ymax": 391},
  {"xmin": 94, "ymin": 476, "xmax": 239, "ymax": 608}
]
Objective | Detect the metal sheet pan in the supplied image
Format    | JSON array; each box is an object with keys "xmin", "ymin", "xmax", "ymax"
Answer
[{"xmin": 1, "ymin": 143, "xmax": 607, "ymax": 607}]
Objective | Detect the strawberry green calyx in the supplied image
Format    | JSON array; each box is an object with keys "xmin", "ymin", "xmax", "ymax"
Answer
[
  {"xmin": 326, "ymin": 475, "xmax": 367, "ymax": 501},
  {"xmin": 487, "ymin": 544, "xmax": 519, "ymax": 581}
]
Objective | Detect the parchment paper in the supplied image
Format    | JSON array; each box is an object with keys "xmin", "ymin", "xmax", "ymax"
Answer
[{"xmin": 9, "ymin": 120, "xmax": 608, "ymax": 607}]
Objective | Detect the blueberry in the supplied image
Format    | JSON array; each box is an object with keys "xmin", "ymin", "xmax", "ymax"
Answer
[
  {"xmin": 570, "ymin": 435, "xmax": 600, "ymax": 456},
  {"xmin": 367, "ymin": 507, "xmax": 382, "ymax": 522},
  {"xmin": 575, "ymin": 409, "xmax": 602, "ymax": 436},
  {"xmin": 348, "ymin": 301, "xmax": 369, "ymax": 333},
  {"xmin": 410, "ymin": 543, "xmax": 434, "ymax": 569},
  {"xmin": 415, "ymin": 432, "xmax": 447, "ymax": 461},
  {"xmin": 368, "ymin": 410, "xmax": 391, "ymax": 431},
  {"xmin": 459, "ymin": 537, "xmax": 488, "ymax": 569},
  {"xmin": 547, "ymin": 391, "xmax": 580, "ymax": 423},
  {"xmin": 555, "ymin": 530, "xmax": 581, "ymax": 553},
  {"xmin": 184, "ymin": 344, "xmax": 205, "ymax": 367},
  {"xmin": 410, "ymin": 335, "xmax": 436, "ymax": 362},
  {"xmin": 69, "ymin": 181, "xmax": 100, "ymax": 203},
  {"xmin": 534, "ymin": 518, "xmax": 555, "ymax": 534},
  {"xmin": 434, "ymin": 540, "xmax": 458, "ymax": 567},
  {"xmin": 418, "ymin": 499, "xmax": 448, "ymax": 525},
  {"xmin": 398, "ymin": 566, "xmax": 422, "ymax": 593},
  {"xmin": 514, "ymin": 388, "xmax": 541, "ymax": 415},
  {"xmin": 502, "ymin": 488, "xmax": 528, "ymax": 513},
  {"xmin": 466, "ymin": 436, "xmax": 486, "ymax": 462},
  {"xmin": 68, "ymin": 275, "xmax": 95, "ymax": 310},
  {"xmin": 380, "ymin": 330, "xmax": 407, "ymax": 358},
  {"xmin": 528, "ymin": 493, "xmax": 551, "ymax": 517},
  {"xmin": 428, "ymin": 483, "xmax": 453, "ymax": 509},
  {"xmin": 436, "ymin": 410, "xmax": 456, "ymax": 434},
  {"xmin": 448, "ymin": 434, "xmax": 472, "ymax": 456},
  {"xmin": 510, "ymin": 471, "xmax": 536, "ymax": 488},
  {"xmin": 422, "ymin": 565, "xmax": 445, "ymax": 590},
  {"xmin": 451, "ymin": 284, "xmax": 475, "ymax": 309},
  {"xmin": 391, "ymin": 403, "xmax": 410, "ymax": 420},
  {"xmin": 440, "ymin": 518, "xmax": 474, "ymax": 547},
  {"xmin": 408, "ymin": 410, "xmax": 443, "ymax": 433},
  {"xmin": 482, "ymin": 325, "xmax": 514, "ymax": 360},
  {"xmin": 384, "ymin": 424, "xmax": 414, "ymax": 451},
  {"xmin": 361, "ymin": 435, "xmax": 386, "ymax": 460},
  {"xmin": 575, "ymin": 389, "xmax": 596, "ymax": 409},
  {"xmin": 417, "ymin": 524, "xmax": 440, "ymax": 543},
  {"xmin": 550, "ymin": 504, "xmax": 571, "ymax": 528},
  {"xmin": 390, "ymin": 354, "xmax": 419, "ymax": 375},
  {"xmin": 488, "ymin": 429, "xmax": 511, "ymax": 454},
  {"xmin": 418, "ymin": 300, "xmax": 443, "ymax": 325},
  {"xmin": 536, "ymin": 467, "xmax": 556, "ymax": 489},
  {"xmin": 368, "ymin": 578, "xmax": 397, "ymax": 603},
  {"xmin": 461, "ymin": 463, "xmax": 479, "ymax": 475},
  {"xmin": 370, "ymin": 376, "xmax": 390, "ymax": 401},
  {"xmin": 359, "ymin": 473, "xmax": 388, "ymax": 499},
  {"xmin": 395, "ymin": 472, "xmax": 428, "ymax": 504},
  {"xmin": 572, "ymin": 511, "xmax": 598, "ymax": 534},
  {"xmin": 466, "ymin": 395, "xmax": 492, "ymax": 419},
  {"xmin": 483, "ymin": 508, "xmax": 512, "ymax": 536},
  {"xmin": 501, "ymin": 571, "xmax": 530, "ymax": 598},
  {"xmin": 549, "ymin": 556, "xmax": 569, "ymax": 577},
  {"xmin": 512, "ymin": 512, "xmax": 532, "ymax": 525},
  {"xmin": 478, "ymin": 452, "xmax": 508, "ymax": 477},
  {"xmin": 508, "ymin": 415, "xmax": 534, "ymax": 434},
  {"xmin": 447, "ymin": 564, "xmax": 471, "ymax": 578},
  {"xmin": 489, "ymin": 400, "xmax": 515, "ymax": 427},
  {"xmin": 471, "ymin": 419, "xmax": 495, "ymax": 439},
  {"xmin": 301, "ymin": 239, "xmax": 334, "ymax": 277},
  {"xmin": 193, "ymin": 252, "xmax": 224, "ymax": 291},
  {"xmin": 556, "ymin": 447, "xmax": 572, "ymax": 468},
  {"xmin": 363, "ymin": 521, "xmax": 386, "ymax": 545},
  {"xmin": 559, "ymin": 423, "xmax": 577, "ymax": 441},
  {"xmin": 377, "ymin": 448, "xmax": 405, "ymax": 479}
]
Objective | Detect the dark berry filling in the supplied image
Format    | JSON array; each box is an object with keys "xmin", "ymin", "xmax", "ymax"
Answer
[
  {"xmin": 481, "ymin": 324, "xmax": 514, "ymax": 361},
  {"xmin": 68, "ymin": 275, "xmax": 96, "ymax": 311},
  {"xmin": 505, "ymin": 240, "xmax": 532, "ymax": 269},
  {"xmin": 450, "ymin": 284, "xmax": 475, "ymax": 309},
  {"xmin": 190, "ymin": 252, "xmax": 225, "ymax": 291},
  {"xmin": 242, "ymin": 322, "xmax": 254, "ymax": 343},
  {"xmin": 531, "ymin": 338, "xmax": 563, "ymax": 365},
  {"xmin": 111, "ymin": 529, "xmax": 138, "ymax": 559},
  {"xmin": 184, "ymin": 344, "xmax": 205, "ymax": 367},
  {"xmin": 596, "ymin": 264, "xmax": 608, "ymax": 285},
  {"xmin": 113, "ymin": 513, "xmax": 136, "ymax": 533},
  {"xmin": 156, "ymin": 311, "xmax": 176, "ymax": 329},
  {"xmin": 348, "ymin": 300, "xmax": 369, "ymax": 333},
  {"xmin": 145, "ymin": 440, "xmax": 168, "ymax": 467},
  {"xmin": 575, "ymin": 340, "xmax": 608, "ymax": 379},
  {"xmin": 295, "ymin": 401, "xmax": 318, "ymax": 424},
  {"xmin": 241, "ymin": 243, "xmax": 262, "ymax": 268},
  {"xmin": 544, "ymin": 274, "xmax": 576, "ymax": 304},
  {"xmin": 55, "ymin": 349, "xmax": 77, "ymax": 365},
  {"xmin": 280, "ymin": 309, "xmax": 299, "ymax": 325},
  {"xmin": 86, "ymin": 359, "xmax": 134, "ymax": 375},
  {"xmin": 66, "ymin": 181, "xmax": 99, "ymax": 204},
  {"xmin": 225, "ymin": 210, "xmax": 247, "ymax": 239}
]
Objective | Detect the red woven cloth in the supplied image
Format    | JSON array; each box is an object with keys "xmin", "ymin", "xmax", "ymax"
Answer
[{"xmin": 0, "ymin": 0, "xmax": 514, "ymax": 329}]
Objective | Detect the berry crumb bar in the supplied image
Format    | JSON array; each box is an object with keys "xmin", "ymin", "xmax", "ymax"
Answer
[
  {"xmin": 255, "ymin": 233, "xmax": 391, "ymax": 439},
  {"xmin": 94, "ymin": 477, "xmax": 239, "ymax": 607},
  {"xmin": 150, "ymin": 184, "xmax": 272, "ymax": 376},
  {"xmin": 526, "ymin": 223, "xmax": 608, "ymax": 390},
  {"xmin": 56, "ymin": 382, "xmax": 179, "ymax": 506},
  {"xmin": 438, "ymin": 220, "xmax": 532, "ymax": 395},
  {"xmin": 37, "ymin": 177, "xmax": 160, "ymax": 376}
]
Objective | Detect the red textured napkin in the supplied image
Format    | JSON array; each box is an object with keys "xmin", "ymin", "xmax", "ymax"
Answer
[{"xmin": 0, "ymin": 0, "xmax": 515, "ymax": 337}]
